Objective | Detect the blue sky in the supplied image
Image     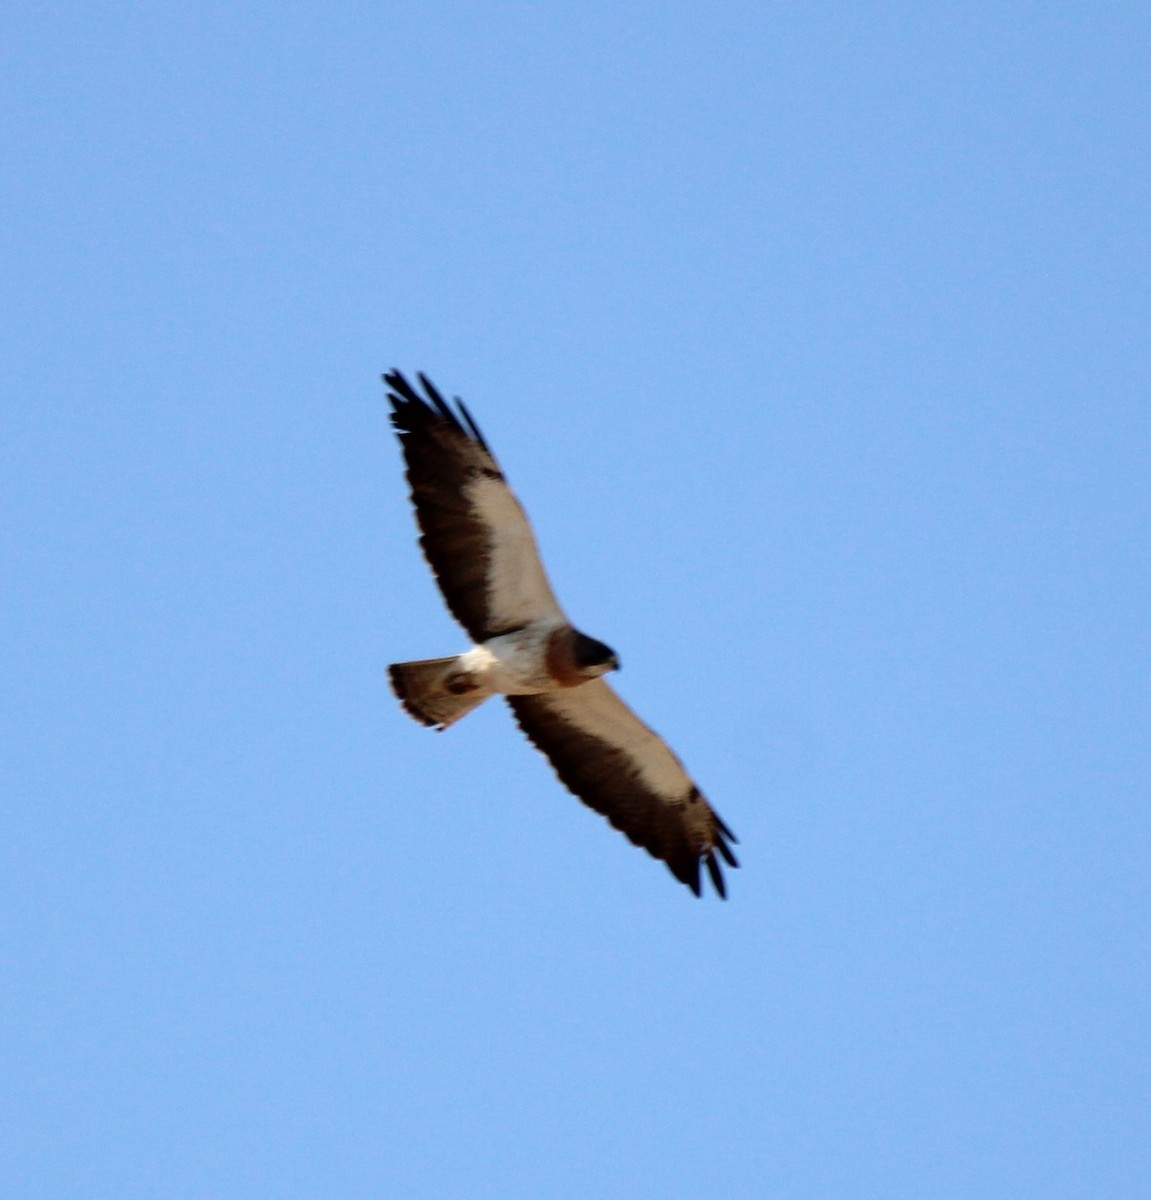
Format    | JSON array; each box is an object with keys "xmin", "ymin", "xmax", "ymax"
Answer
[{"xmin": 3, "ymin": 3, "xmax": 1148, "ymax": 1197}]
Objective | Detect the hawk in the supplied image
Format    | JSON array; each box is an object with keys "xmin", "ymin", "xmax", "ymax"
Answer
[{"xmin": 384, "ymin": 371, "xmax": 738, "ymax": 897}]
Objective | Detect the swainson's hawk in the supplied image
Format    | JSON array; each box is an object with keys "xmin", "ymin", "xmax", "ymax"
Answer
[{"xmin": 384, "ymin": 371, "xmax": 738, "ymax": 897}]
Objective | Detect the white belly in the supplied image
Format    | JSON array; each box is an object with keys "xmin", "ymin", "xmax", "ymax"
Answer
[{"xmin": 457, "ymin": 626, "xmax": 560, "ymax": 695}]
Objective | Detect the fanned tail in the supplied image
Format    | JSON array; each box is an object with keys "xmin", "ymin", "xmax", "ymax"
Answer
[{"xmin": 388, "ymin": 656, "xmax": 491, "ymax": 730}]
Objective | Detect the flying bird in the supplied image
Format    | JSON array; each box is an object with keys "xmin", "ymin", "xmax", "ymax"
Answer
[{"xmin": 384, "ymin": 370, "xmax": 738, "ymax": 897}]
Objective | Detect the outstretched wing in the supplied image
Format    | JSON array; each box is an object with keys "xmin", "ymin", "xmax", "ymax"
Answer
[
  {"xmin": 385, "ymin": 371, "xmax": 566, "ymax": 643},
  {"xmin": 507, "ymin": 681, "xmax": 738, "ymax": 897}
]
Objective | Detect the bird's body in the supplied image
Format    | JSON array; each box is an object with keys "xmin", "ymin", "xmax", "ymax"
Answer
[
  {"xmin": 456, "ymin": 625, "xmax": 610, "ymax": 694},
  {"xmin": 384, "ymin": 370, "xmax": 738, "ymax": 897},
  {"xmin": 457, "ymin": 628, "xmax": 560, "ymax": 695}
]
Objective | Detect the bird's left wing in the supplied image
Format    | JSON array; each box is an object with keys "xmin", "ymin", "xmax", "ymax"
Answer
[
  {"xmin": 385, "ymin": 371, "xmax": 566, "ymax": 643},
  {"xmin": 507, "ymin": 680, "xmax": 738, "ymax": 897}
]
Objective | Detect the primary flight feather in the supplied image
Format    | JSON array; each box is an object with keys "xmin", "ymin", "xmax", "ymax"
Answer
[{"xmin": 384, "ymin": 370, "xmax": 738, "ymax": 897}]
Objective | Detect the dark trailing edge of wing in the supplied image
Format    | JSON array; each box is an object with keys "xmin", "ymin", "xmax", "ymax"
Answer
[{"xmin": 383, "ymin": 369, "xmax": 491, "ymax": 455}]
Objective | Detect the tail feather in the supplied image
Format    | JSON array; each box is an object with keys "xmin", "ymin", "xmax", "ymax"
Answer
[{"xmin": 388, "ymin": 655, "xmax": 491, "ymax": 730}]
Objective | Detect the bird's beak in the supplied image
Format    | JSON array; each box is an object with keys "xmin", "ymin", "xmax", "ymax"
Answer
[{"xmin": 610, "ymin": 654, "xmax": 621, "ymax": 672}]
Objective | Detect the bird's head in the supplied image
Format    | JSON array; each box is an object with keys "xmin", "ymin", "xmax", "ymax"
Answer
[{"xmin": 572, "ymin": 631, "xmax": 620, "ymax": 678}]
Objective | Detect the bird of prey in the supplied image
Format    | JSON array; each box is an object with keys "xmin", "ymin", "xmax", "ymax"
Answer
[{"xmin": 384, "ymin": 370, "xmax": 738, "ymax": 897}]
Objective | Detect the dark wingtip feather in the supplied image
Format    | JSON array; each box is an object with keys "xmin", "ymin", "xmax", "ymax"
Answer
[
  {"xmin": 715, "ymin": 813, "xmax": 739, "ymax": 844},
  {"xmin": 705, "ymin": 853, "xmax": 728, "ymax": 899},
  {"xmin": 382, "ymin": 370, "xmax": 424, "ymax": 432},
  {"xmin": 716, "ymin": 837, "xmax": 739, "ymax": 868},
  {"xmin": 414, "ymin": 372, "xmax": 455, "ymax": 423},
  {"xmin": 665, "ymin": 854, "xmax": 702, "ymax": 896},
  {"xmin": 382, "ymin": 370, "xmax": 488, "ymax": 451},
  {"xmin": 455, "ymin": 397, "xmax": 491, "ymax": 453},
  {"xmin": 382, "ymin": 369, "xmax": 417, "ymax": 404}
]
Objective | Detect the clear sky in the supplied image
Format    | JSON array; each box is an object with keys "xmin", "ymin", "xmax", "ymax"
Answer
[{"xmin": 3, "ymin": 3, "xmax": 1148, "ymax": 1197}]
